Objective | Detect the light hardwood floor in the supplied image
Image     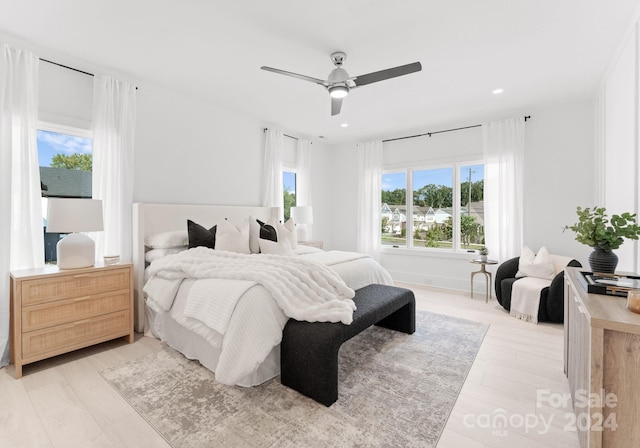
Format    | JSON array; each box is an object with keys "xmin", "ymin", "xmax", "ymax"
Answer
[{"xmin": 0, "ymin": 283, "xmax": 579, "ymax": 448}]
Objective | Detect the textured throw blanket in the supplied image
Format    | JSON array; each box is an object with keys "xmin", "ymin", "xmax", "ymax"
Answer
[
  {"xmin": 145, "ymin": 247, "xmax": 356, "ymax": 324},
  {"xmin": 510, "ymin": 277, "xmax": 552, "ymax": 324},
  {"xmin": 184, "ymin": 279, "xmax": 256, "ymax": 334}
]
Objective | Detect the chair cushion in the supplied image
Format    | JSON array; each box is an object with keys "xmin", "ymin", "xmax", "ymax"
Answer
[{"xmin": 516, "ymin": 246, "xmax": 555, "ymax": 280}]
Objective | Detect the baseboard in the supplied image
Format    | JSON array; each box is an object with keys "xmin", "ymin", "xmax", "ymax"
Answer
[{"xmin": 386, "ymin": 270, "xmax": 471, "ymax": 293}]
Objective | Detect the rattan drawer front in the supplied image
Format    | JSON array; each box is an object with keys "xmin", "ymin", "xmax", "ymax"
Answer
[
  {"xmin": 22, "ymin": 290, "xmax": 131, "ymax": 333},
  {"xmin": 22, "ymin": 310, "xmax": 131, "ymax": 360},
  {"xmin": 21, "ymin": 269, "xmax": 130, "ymax": 306}
]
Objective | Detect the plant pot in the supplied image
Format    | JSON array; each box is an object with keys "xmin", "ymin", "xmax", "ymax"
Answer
[
  {"xmin": 479, "ymin": 255, "xmax": 487, "ymax": 262},
  {"xmin": 588, "ymin": 248, "xmax": 618, "ymax": 274}
]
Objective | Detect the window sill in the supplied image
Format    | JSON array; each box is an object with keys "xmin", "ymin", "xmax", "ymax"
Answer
[{"xmin": 380, "ymin": 246, "xmax": 478, "ymax": 260}]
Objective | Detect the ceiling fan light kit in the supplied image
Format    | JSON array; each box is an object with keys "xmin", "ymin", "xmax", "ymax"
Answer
[
  {"xmin": 261, "ymin": 51, "xmax": 421, "ymax": 116},
  {"xmin": 329, "ymin": 85, "xmax": 349, "ymax": 98}
]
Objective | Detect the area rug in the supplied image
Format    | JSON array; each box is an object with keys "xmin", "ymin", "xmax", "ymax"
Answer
[{"xmin": 101, "ymin": 310, "xmax": 488, "ymax": 448}]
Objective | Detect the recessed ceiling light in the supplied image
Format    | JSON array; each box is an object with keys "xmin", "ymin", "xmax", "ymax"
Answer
[
  {"xmin": 492, "ymin": 88, "xmax": 504, "ymax": 95},
  {"xmin": 340, "ymin": 123, "xmax": 349, "ymax": 128}
]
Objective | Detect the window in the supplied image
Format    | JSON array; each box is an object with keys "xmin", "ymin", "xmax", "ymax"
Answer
[
  {"xmin": 413, "ymin": 167, "xmax": 453, "ymax": 248},
  {"xmin": 381, "ymin": 161, "xmax": 484, "ymax": 252},
  {"xmin": 459, "ymin": 164, "xmax": 485, "ymax": 250},
  {"xmin": 283, "ymin": 170, "xmax": 297, "ymax": 220},
  {"xmin": 38, "ymin": 125, "xmax": 93, "ymax": 262},
  {"xmin": 381, "ymin": 171, "xmax": 407, "ymax": 246}
]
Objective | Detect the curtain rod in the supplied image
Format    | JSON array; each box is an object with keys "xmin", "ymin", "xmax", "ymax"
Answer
[
  {"xmin": 382, "ymin": 115, "xmax": 531, "ymax": 143},
  {"xmin": 40, "ymin": 58, "xmax": 139, "ymax": 90},
  {"xmin": 40, "ymin": 58, "xmax": 94, "ymax": 77},
  {"xmin": 263, "ymin": 128, "xmax": 312, "ymax": 143}
]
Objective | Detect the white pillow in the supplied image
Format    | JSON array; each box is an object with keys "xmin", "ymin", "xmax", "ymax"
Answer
[
  {"xmin": 249, "ymin": 216, "xmax": 261, "ymax": 254},
  {"xmin": 145, "ymin": 246, "xmax": 187, "ymax": 263},
  {"xmin": 145, "ymin": 230, "xmax": 188, "ymax": 249},
  {"xmin": 215, "ymin": 219, "xmax": 250, "ymax": 254},
  {"xmin": 259, "ymin": 237, "xmax": 294, "ymax": 255},
  {"xmin": 516, "ymin": 246, "xmax": 555, "ymax": 280},
  {"xmin": 284, "ymin": 218, "xmax": 297, "ymax": 248},
  {"xmin": 277, "ymin": 218, "xmax": 297, "ymax": 249}
]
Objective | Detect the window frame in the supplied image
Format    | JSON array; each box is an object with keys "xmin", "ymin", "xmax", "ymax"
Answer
[
  {"xmin": 381, "ymin": 169, "xmax": 408, "ymax": 247},
  {"xmin": 381, "ymin": 157, "xmax": 484, "ymax": 255},
  {"xmin": 38, "ymin": 121, "xmax": 93, "ymax": 141}
]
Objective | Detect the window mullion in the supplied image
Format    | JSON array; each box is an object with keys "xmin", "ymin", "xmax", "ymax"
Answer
[
  {"xmin": 407, "ymin": 169, "xmax": 413, "ymax": 249},
  {"xmin": 453, "ymin": 163, "xmax": 460, "ymax": 251}
]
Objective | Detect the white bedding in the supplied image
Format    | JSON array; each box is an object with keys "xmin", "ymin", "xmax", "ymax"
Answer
[{"xmin": 144, "ymin": 246, "xmax": 392, "ymax": 386}]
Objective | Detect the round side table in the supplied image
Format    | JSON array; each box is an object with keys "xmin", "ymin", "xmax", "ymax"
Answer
[{"xmin": 469, "ymin": 259, "xmax": 498, "ymax": 302}]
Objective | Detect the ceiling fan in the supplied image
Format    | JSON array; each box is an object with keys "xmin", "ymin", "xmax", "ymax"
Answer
[{"xmin": 261, "ymin": 52, "xmax": 422, "ymax": 116}]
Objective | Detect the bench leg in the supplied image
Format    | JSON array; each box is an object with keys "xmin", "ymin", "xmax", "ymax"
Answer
[
  {"xmin": 376, "ymin": 300, "xmax": 415, "ymax": 334},
  {"xmin": 281, "ymin": 328, "xmax": 341, "ymax": 407}
]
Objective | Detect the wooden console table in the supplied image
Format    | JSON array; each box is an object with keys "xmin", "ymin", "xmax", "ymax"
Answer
[{"xmin": 564, "ymin": 267, "xmax": 640, "ymax": 447}]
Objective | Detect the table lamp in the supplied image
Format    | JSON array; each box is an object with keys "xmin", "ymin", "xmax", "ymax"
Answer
[
  {"xmin": 291, "ymin": 206, "xmax": 313, "ymax": 241},
  {"xmin": 46, "ymin": 198, "xmax": 104, "ymax": 269}
]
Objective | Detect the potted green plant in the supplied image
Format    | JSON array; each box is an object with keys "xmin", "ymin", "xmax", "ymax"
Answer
[
  {"xmin": 478, "ymin": 246, "xmax": 489, "ymax": 262},
  {"xmin": 563, "ymin": 206, "xmax": 640, "ymax": 273}
]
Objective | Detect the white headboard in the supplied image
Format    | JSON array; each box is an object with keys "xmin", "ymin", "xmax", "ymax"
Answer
[{"xmin": 132, "ymin": 203, "xmax": 279, "ymax": 332}]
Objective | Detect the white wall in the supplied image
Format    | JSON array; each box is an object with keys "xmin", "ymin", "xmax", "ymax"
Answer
[
  {"xmin": 132, "ymin": 85, "xmax": 336, "ymax": 246},
  {"xmin": 306, "ymin": 139, "xmax": 332, "ymax": 244},
  {"xmin": 324, "ymin": 142, "xmax": 359, "ymax": 251},
  {"xmin": 324, "ymin": 99, "xmax": 595, "ymax": 291},
  {"xmin": 597, "ymin": 22, "xmax": 639, "ymax": 273},
  {"xmin": 523, "ymin": 99, "xmax": 595, "ymax": 268},
  {"xmin": 133, "ymin": 88, "xmax": 265, "ymax": 206}
]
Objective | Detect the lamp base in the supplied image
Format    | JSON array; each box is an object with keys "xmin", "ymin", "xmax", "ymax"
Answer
[
  {"xmin": 57, "ymin": 233, "xmax": 96, "ymax": 269},
  {"xmin": 296, "ymin": 224, "xmax": 311, "ymax": 242}
]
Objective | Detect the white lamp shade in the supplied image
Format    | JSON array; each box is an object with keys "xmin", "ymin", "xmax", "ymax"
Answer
[
  {"xmin": 46, "ymin": 198, "xmax": 104, "ymax": 233},
  {"xmin": 291, "ymin": 206, "xmax": 313, "ymax": 224}
]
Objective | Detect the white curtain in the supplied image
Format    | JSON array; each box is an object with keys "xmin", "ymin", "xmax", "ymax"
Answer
[
  {"xmin": 92, "ymin": 75, "xmax": 137, "ymax": 262},
  {"xmin": 483, "ymin": 117, "xmax": 525, "ymax": 263},
  {"xmin": 262, "ymin": 129, "xmax": 284, "ymax": 220},
  {"xmin": 0, "ymin": 44, "xmax": 44, "ymax": 367},
  {"xmin": 356, "ymin": 140, "xmax": 383, "ymax": 259},
  {"xmin": 295, "ymin": 138, "xmax": 312, "ymax": 206}
]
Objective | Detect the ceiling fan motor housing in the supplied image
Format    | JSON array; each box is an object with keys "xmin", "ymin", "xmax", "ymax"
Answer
[{"xmin": 328, "ymin": 67, "xmax": 349, "ymax": 83}]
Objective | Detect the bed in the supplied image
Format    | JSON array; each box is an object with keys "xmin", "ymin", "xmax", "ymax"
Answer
[{"xmin": 132, "ymin": 203, "xmax": 393, "ymax": 386}]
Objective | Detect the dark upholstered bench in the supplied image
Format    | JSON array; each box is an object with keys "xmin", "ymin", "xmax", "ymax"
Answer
[{"xmin": 280, "ymin": 284, "xmax": 416, "ymax": 406}]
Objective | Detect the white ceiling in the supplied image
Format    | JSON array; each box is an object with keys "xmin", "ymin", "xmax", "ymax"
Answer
[{"xmin": 1, "ymin": 0, "xmax": 639, "ymax": 144}]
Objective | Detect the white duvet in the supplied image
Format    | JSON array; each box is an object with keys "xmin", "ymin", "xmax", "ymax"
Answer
[{"xmin": 144, "ymin": 246, "xmax": 393, "ymax": 385}]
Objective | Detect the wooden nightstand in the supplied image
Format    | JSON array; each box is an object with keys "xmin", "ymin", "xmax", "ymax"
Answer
[
  {"xmin": 298, "ymin": 240, "xmax": 324, "ymax": 249},
  {"xmin": 10, "ymin": 263, "xmax": 134, "ymax": 378}
]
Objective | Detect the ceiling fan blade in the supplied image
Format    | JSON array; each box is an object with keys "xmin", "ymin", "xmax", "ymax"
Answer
[
  {"xmin": 352, "ymin": 62, "xmax": 422, "ymax": 87},
  {"xmin": 260, "ymin": 66, "xmax": 326, "ymax": 86},
  {"xmin": 331, "ymin": 97, "xmax": 343, "ymax": 116}
]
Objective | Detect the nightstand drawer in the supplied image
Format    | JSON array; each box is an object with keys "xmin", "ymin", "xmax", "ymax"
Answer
[
  {"xmin": 22, "ymin": 309, "xmax": 131, "ymax": 360},
  {"xmin": 22, "ymin": 290, "xmax": 131, "ymax": 333},
  {"xmin": 21, "ymin": 269, "xmax": 130, "ymax": 306}
]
